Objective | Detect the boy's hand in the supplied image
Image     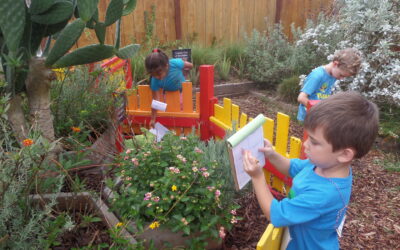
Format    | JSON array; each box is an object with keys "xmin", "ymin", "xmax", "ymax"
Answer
[
  {"xmin": 259, "ymin": 139, "xmax": 275, "ymax": 158},
  {"xmin": 243, "ymin": 150, "xmax": 263, "ymax": 178}
]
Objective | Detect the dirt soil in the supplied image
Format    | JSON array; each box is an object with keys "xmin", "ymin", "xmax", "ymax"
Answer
[{"xmin": 220, "ymin": 93, "xmax": 400, "ymax": 250}]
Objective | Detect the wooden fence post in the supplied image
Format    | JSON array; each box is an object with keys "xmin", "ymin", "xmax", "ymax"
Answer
[{"xmin": 199, "ymin": 65, "xmax": 216, "ymax": 141}]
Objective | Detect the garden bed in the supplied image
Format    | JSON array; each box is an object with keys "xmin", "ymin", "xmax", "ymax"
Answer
[{"xmin": 30, "ymin": 192, "xmax": 136, "ymax": 247}]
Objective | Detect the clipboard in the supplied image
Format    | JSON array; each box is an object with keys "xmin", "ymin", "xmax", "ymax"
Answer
[{"xmin": 226, "ymin": 114, "xmax": 267, "ymax": 190}]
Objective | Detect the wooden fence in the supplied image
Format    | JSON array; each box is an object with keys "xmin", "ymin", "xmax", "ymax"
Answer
[{"xmin": 77, "ymin": 0, "xmax": 334, "ymax": 47}]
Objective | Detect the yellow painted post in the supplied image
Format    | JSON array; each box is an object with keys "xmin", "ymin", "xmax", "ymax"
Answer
[
  {"xmin": 257, "ymin": 224, "xmax": 283, "ymax": 250},
  {"xmin": 275, "ymin": 112, "xmax": 290, "ymax": 156},
  {"xmin": 263, "ymin": 117, "xmax": 274, "ymax": 143},
  {"xmin": 223, "ymin": 98, "xmax": 232, "ymax": 127},
  {"xmin": 288, "ymin": 137, "xmax": 302, "ymax": 159},
  {"xmin": 214, "ymin": 104, "xmax": 225, "ymax": 122},
  {"xmin": 232, "ymin": 104, "xmax": 240, "ymax": 130},
  {"xmin": 239, "ymin": 113, "xmax": 248, "ymax": 129}
]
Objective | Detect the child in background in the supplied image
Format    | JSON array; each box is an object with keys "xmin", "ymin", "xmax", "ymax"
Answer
[
  {"xmin": 243, "ymin": 92, "xmax": 379, "ymax": 249},
  {"xmin": 145, "ymin": 49, "xmax": 193, "ymax": 127},
  {"xmin": 297, "ymin": 48, "xmax": 362, "ymax": 121}
]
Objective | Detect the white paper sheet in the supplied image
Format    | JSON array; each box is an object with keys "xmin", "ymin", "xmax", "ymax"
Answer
[
  {"xmin": 151, "ymin": 100, "xmax": 167, "ymax": 111},
  {"xmin": 231, "ymin": 126, "xmax": 265, "ymax": 189},
  {"xmin": 149, "ymin": 122, "xmax": 169, "ymax": 142}
]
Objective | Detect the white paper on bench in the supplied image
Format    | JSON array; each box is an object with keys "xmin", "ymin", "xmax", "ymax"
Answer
[
  {"xmin": 149, "ymin": 122, "xmax": 169, "ymax": 142},
  {"xmin": 151, "ymin": 100, "xmax": 167, "ymax": 111}
]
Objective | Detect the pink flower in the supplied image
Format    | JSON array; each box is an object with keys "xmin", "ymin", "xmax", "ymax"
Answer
[
  {"xmin": 215, "ymin": 189, "xmax": 221, "ymax": 198},
  {"xmin": 180, "ymin": 136, "xmax": 187, "ymax": 140},
  {"xmin": 207, "ymin": 186, "xmax": 215, "ymax": 191},
  {"xmin": 202, "ymin": 172, "xmax": 210, "ymax": 178},
  {"xmin": 200, "ymin": 167, "xmax": 207, "ymax": 172},
  {"xmin": 152, "ymin": 196, "xmax": 160, "ymax": 202},
  {"xmin": 174, "ymin": 168, "xmax": 180, "ymax": 174},
  {"xmin": 144, "ymin": 192, "xmax": 152, "ymax": 201},
  {"xmin": 124, "ymin": 156, "xmax": 129, "ymax": 160},
  {"xmin": 125, "ymin": 149, "xmax": 132, "ymax": 154},
  {"xmin": 230, "ymin": 209, "xmax": 237, "ymax": 215},
  {"xmin": 192, "ymin": 167, "xmax": 198, "ymax": 172},
  {"xmin": 231, "ymin": 217, "xmax": 238, "ymax": 224},
  {"xmin": 219, "ymin": 226, "xmax": 226, "ymax": 239},
  {"xmin": 194, "ymin": 147, "xmax": 203, "ymax": 153},
  {"xmin": 131, "ymin": 158, "xmax": 139, "ymax": 166}
]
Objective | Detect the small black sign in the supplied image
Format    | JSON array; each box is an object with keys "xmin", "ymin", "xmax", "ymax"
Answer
[{"xmin": 172, "ymin": 49, "xmax": 192, "ymax": 62}]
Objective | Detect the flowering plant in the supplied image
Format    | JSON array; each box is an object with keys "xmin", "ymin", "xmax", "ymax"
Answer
[{"xmin": 111, "ymin": 131, "xmax": 239, "ymax": 247}]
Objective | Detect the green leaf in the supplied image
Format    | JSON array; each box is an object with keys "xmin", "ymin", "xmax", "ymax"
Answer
[
  {"xmin": 116, "ymin": 44, "xmax": 140, "ymax": 59},
  {"xmin": 182, "ymin": 226, "xmax": 190, "ymax": 235},
  {"xmin": 77, "ymin": 0, "xmax": 99, "ymax": 22},
  {"xmin": 122, "ymin": 0, "xmax": 137, "ymax": 16},
  {"xmin": 0, "ymin": 0, "xmax": 26, "ymax": 53},
  {"xmin": 46, "ymin": 18, "xmax": 86, "ymax": 66},
  {"xmin": 104, "ymin": 0, "xmax": 123, "ymax": 26},
  {"xmin": 94, "ymin": 22, "xmax": 106, "ymax": 44},
  {"xmin": 31, "ymin": 1, "xmax": 73, "ymax": 25},
  {"xmin": 30, "ymin": 0, "xmax": 54, "ymax": 15},
  {"xmin": 43, "ymin": 19, "xmax": 69, "ymax": 36},
  {"xmin": 52, "ymin": 44, "xmax": 115, "ymax": 68}
]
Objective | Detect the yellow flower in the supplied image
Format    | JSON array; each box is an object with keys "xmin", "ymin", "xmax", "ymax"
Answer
[
  {"xmin": 22, "ymin": 139, "xmax": 34, "ymax": 146},
  {"xmin": 171, "ymin": 185, "xmax": 177, "ymax": 191},
  {"xmin": 115, "ymin": 222, "xmax": 123, "ymax": 227},
  {"xmin": 149, "ymin": 221, "xmax": 160, "ymax": 230},
  {"xmin": 71, "ymin": 126, "xmax": 81, "ymax": 133}
]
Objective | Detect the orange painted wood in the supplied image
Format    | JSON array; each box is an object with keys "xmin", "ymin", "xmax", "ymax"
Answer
[
  {"xmin": 165, "ymin": 90, "xmax": 181, "ymax": 112},
  {"xmin": 138, "ymin": 85, "xmax": 152, "ymax": 111},
  {"xmin": 182, "ymin": 82, "xmax": 193, "ymax": 113},
  {"xmin": 196, "ymin": 92, "xmax": 200, "ymax": 112},
  {"xmin": 127, "ymin": 90, "xmax": 138, "ymax": 110}
]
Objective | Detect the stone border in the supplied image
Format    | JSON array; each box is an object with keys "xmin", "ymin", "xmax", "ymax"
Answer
[{"xmin": 194, "ymin": 81, "xmax": 256, "ymax": 98}]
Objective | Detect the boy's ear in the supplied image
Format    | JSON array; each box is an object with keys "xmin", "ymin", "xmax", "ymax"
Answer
[{"xmin": 337, "ymin": 148, "xmax": 356, "ymax": 163}]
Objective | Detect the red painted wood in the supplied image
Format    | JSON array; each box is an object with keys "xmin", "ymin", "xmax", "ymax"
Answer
[
  {"xmin": 199, "ymin": 65, "xmax": 215, "ymax": 141},
  {"xmin": 263, "ymin": 160, "xmax": 292, "ymax": 187},
  {"xmin": 300, "ymin": 99, "xmax": 320, "ymax": 159}
]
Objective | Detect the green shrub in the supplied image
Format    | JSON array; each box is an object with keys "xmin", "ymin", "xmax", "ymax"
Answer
[
  {"xmin": 51, "ymin": 66, "xmax": 119, "ymax": 137},
  {"xmin": 223, "ymin": 43, "xmax": 246, "ymax": 68},
  {"xmin": 277, "ymin": 76, "xmax": 301, "ymax": 103},
  {"xmin": 217, "ymin": 56, "xmax": 231, "ymax": 81},
  {"xmin": 191, "ymin": 45, "xmax": 221, "ymax": 68},
  {"xmin": 244, "ymin": 27, "xmax": 294, "ymax": 87},
  {"xmin": 112, "ymin": 131, "xmax": 239, "ymax": 248},
  {"xmin": 0, "ymin": 95, "xmax": 67, "ymax": 249},
  {"xmin": 131, "ymin": 54, "xmax": 147, "ymax": 84}
]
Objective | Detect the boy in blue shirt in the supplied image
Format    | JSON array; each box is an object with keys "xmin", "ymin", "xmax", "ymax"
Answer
[
  {"xmin": 243, "ymin": 92, "xmax": 379, "ymax": 249},
  {"xmin": 145, "ymin": 49, "xmax": 193, "ymax": 126},
  {"xmin": 297, "ymin": 48, "xmax": 362, "ymax": 121}
]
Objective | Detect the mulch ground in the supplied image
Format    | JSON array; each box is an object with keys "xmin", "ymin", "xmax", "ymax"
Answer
[{"xmin": 219, "ymin": 93, "xmax": 400, "ymax": 249}]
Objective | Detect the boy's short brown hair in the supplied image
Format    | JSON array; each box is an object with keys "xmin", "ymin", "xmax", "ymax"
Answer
[
  {"xmin": 304, "ymin": 92, "xmax": 379, "ymax": 158},
  {"xmin": 333, "ymin": 48, "xmax": 362, "ymax": 75}
]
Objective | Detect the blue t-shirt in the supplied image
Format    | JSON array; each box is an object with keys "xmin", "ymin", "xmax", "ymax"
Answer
[
  {"xmin": 297, "ymin": 66, "xmax": 337, "ymax": 121},
  {"xmin": 150, "ymin": 58, "xmax": 185, "ymax": 91},
  {"xmin": 270, "ymin": 159, "xmax": 352, "ymax": 250}
]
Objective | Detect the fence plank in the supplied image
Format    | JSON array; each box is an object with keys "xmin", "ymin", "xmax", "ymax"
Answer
[{"xmin": 75, "ymin": 0, "xmax": 333, "ymax": 47}]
